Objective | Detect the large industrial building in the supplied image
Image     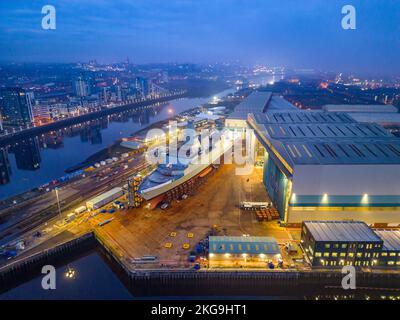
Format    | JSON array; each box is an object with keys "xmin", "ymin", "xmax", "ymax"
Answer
[
  {"xmin": 226, "ymin": 91, "xmax": 400, "ymax": 226},
  {"xmin": 323, "ymin": 104, "xmax": 400, "ymax": 132}
]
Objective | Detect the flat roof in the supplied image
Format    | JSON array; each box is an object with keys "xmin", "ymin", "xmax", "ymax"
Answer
[
  {"xmin": 209, "ymin": 236, "xmax": 280, "ymax": 255},
  {"xmin": 304, "ymin": 221, "xmax": 383, "ymax": 243},
  {"xmin": 227, "ymin": 91, "xmax": 297, "ymax": 120},
  {"xmin": 323, "ymin": 104, "xmax": 398, "ymax": 113},
  {"xmin": 348, "ymin": 113, "xmax": 400, "ymax": 126},
  {"xmin": 248, "ymin": 111, "xmax": 400, "ymax": 166},
  {"xmin": 87, "ymin": 187, "xmax": 123, "ymax": 205},
  {"xmin": 228, "ymin": 91, "xmax": 272, "ymax": 120},
  {"xmin": 251, "ymin": 111, "xmax": 355, "ymax": 124},
  {"xmin": 374, "ymin": 230, "xmax": 400, "ymax": 251},
  {"xmin": 267, "ymin": 96, "xmax": 299, "ymax": 112},
  {"xmin": 194, "ymin": 113, "xmax": 221, "ymax": 121}
]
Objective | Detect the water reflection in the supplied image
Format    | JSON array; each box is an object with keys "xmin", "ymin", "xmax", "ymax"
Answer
[
  {"xmin": 10, "ymin": 138, "xmax": 41, "ymax": 171},
  {"xmin": 0, "ymin": 106, "xmax": 161, "ymax": 188},
  {"xmin": 0, "ymin": 148, "xmax": 11, "ymax": 185},
  {"xmin": 0, "ymin": 88, "xmax": 235, "ymax": 198}
]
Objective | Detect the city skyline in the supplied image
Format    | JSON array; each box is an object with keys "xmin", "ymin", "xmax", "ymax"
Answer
[{"xmin": 0, "ymin": 1, "xmax": 399, "ymax": 76}]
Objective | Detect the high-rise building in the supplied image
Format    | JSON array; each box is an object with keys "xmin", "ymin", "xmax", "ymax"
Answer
[
  {"xmin": 73, "ymin": 77, "xmax": 90, "ymax": 97},
  {"xmin": 135, "ymin": 77, "xmax": 150, "ymax": 97},
  {"xmin": 161, "ymin": 71, "xmax": 169, "ymax": 83},
  {"xmin": 0, "ymin": 87, "xmax": 33, "ymax": 127}
]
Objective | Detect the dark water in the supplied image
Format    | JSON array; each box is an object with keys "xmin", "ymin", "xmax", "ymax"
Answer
[
  {"xmin": 0, "ymin": 250, "xmax": 132, "ymax": 300},
  {"xmin": 0, "ymin": 89, "xmax": 234, "ymax": 200},
  {"xmin": 0, "ymin": 249, "xmax": 283, "ymax": 300},
  {"xmin": 0, "ymin": 248, "xmax": 394, "ymax": 300}
]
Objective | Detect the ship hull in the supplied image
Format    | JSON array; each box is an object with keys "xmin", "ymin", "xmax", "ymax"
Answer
[
  {"xmin": 139, "ymin": 163, "xmax": 211, "ymax": 200},
  {"xmin": 139, "ymin": 139, "xmax": 232, "ymax": 201}
]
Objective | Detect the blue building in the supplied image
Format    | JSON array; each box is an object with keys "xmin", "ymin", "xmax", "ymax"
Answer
[
  {"xmin": 208, "ymin": 236, "xmax": 281, "ymax": 268},
  {"xmin": 135, "ymin": 77, "xmax": 151, "ymax": 97}
]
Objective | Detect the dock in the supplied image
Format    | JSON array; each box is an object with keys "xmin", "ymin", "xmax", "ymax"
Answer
[{"xmin": 2, "ymin": 164, "xmax": 400, "ymax": 296}]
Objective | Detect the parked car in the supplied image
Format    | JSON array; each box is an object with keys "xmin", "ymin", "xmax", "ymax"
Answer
[{"xmin": 160, "ymin": 202, "xmax": 170, "ymax": 210}]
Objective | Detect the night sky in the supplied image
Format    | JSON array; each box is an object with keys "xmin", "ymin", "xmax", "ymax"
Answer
[{"xmin": 0, "ymin": 0, "xmax": 399, "ymax": 75}]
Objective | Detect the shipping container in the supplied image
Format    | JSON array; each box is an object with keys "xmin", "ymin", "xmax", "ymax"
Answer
[{"xmin": 75, "ymin": 205, "xmax": 87, "ymax": 214}]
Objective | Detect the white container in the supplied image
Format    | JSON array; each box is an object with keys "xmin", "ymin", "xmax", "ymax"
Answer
[
  {"xmin": 75, "ymin": 206, "xmax": 87, "ymax": 215},
  {"xmin": 66, "ymin": 213, "xmax": 76, "ymax": 222},
  {"xmin": 86, "ymin": 187, "xmax": 124, "ymax": 210}
]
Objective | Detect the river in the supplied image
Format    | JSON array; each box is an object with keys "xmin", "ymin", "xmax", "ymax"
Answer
[
  {"xmin": 0, "ymin": 88, "xmax": 234, "ymax": 200},
  {"xmin": 0, "ymin": 249, "xmax": 389, "ymax": 300}
]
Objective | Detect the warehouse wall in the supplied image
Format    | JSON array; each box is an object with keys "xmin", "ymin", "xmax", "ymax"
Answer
[
  {"xmin": 263, "ymin": 154, "xmax": 288, "ymax": 220},
  {"xmin": 292, "ymin": 164, "xmax": 400, "ymax": 196},
  {"xmin": 288, "ymin": 206, "xmax": 400, "ymax": 225}
]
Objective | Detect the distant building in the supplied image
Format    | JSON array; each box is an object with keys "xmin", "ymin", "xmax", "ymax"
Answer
[
  {"xmin": 161, "ymin": 71, "xmax": 169, "ymax": 83},
  {"xmin": 32, "ymin": 104, "xmax": 53, "ymax": 123},
  {"xmin": 73, "ymin": 77, "xmax": 91, "ymax": 97},
  {"xmin": 0, "ymin": 87, "xmax": 33, "ymax": 126},
  {"xmin": 208, "ymin": 236, "xmax": 281, "ymax": 268},
  {"xmin": 135, "ymin": 77, "xmax": 151, "ymax": 97}
]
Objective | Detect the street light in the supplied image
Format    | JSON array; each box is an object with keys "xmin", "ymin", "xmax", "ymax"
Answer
[{"xmin": 55, "ymin": 188, "xmax": 62, "ymax": 218}]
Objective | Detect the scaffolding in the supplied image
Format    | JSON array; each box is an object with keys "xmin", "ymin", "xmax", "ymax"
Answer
[{"xmin": 128, "ymin": 174, "xmax": 143, "ymax": 208}]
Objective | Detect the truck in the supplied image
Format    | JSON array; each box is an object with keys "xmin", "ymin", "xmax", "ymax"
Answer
[
  {"xmin": 86, "ymin": 187, "xmax": 124, "ymax": 210},
  {"xmin": 240, "ymin": 201, "xmax": 270, "ymax": 211},
  {"xmin": 75, "ymin": 206, "xmax": 87, "ymax": 215}
]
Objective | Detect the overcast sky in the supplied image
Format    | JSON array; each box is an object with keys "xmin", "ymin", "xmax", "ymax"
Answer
[{"xmin": 0, "ymin": 0, "xmax": 399, "ymax": 75}]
